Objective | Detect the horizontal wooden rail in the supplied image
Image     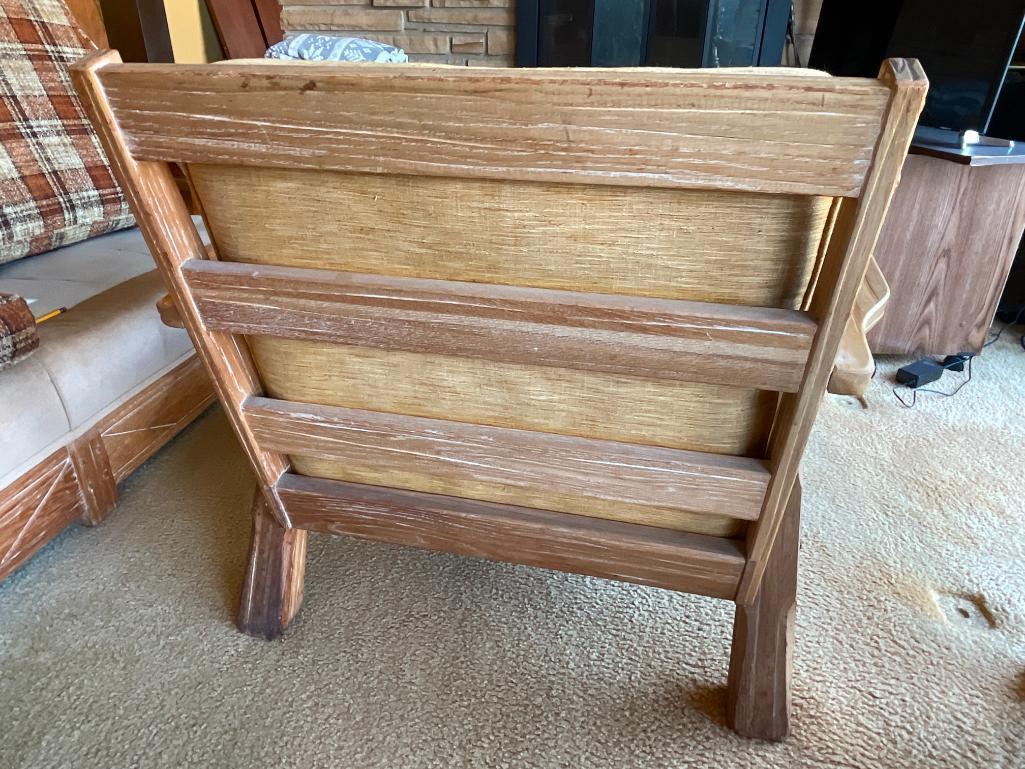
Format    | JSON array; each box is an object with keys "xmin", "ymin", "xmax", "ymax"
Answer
[
  {"xmin": 184, "ymin": 259, "xmax": 816, "ymax": 392},
  {"xmin": 277, "ymin": 474, "xmax": 746, "ymax": 599},
  {"xmin": 96, "ymin": 62, "xmax": 890, "ymax": 196},
  {"xmin": 244, "ymin": 396, "xmax": 770, "ymax": 523}
]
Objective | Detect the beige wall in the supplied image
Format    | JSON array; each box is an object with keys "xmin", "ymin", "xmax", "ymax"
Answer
[
  {"xmin": 280, "ymin": 0, "xmax": 515, "ymax": 66},
  {"xmin": 164, "ymin": 0, "xmax": 222, "ymax": 63}
]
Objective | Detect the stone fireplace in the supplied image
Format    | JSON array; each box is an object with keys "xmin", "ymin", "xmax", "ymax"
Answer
[
  {"xmin": 278, "ymin": 0, "xmax": 819, "ymax": 68},
  {"xmin": 279, "ymin": 1, "xmax": 517, "ymax": 66}
]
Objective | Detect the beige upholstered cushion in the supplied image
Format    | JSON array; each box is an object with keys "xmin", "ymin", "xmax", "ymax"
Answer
[
  {"xmin": 0, "ymin": 352, "xmax": 70, "ymax": 480},
  {"xmin": 0, "ymin": 222, "xmax": 158, "ymax": 315},
  {"xmin": 33, "ymin": 270, "xmax": 193, "ymax": 430}
]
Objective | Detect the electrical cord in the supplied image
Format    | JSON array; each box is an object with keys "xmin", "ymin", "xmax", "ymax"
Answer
[
  {"xmin": 892, "ymin": 354, "xmax": 974, "ymax": 408},
  {"xmin": 983, "ymin": 306, "xmax": 1025, "ymax": 349},
  {"xmin": 891, "ymin": 306, "xmax": 1024, "ymax": 408}
]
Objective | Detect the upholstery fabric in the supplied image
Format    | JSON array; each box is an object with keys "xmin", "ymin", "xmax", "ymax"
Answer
[
  {"xmin": 33, "ymin": 269, "xmax": 193, "ymax": 430},
  {"xmin": 0, "ymin": 350, "xmax": 68, "ymax": 482},
  {"xmin": 0, "ymin": 222, "xmax": 162, "ymax": 315},
  {"xmin": 0, "ymin": 290, "xmax": 37, "ymax": 370},
  {"xmin": 0, "ymin": 0, "xmax": 134, "ymax": 265}
]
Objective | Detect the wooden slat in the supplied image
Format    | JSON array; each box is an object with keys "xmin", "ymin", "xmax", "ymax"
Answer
[
  {"xmin": 184, "ymin": 259, "xmax": 816, "ymax": 393},
  {"xmin": 71, "ymin": 50, "xmax": 295, "ymax": 529},
  {"xmin": 96, "ymin": 62, "xmax": 891, "ymax": 196},
  {"xmin": 243, "ymin": 396, "xmax": 770, "ymax": 526},
  {"xmin": 737, "ymin": 59, "xmax": 928, "ymax": 603},
  {"xmin": 278, "ymin": 473, "xmax": 746, "ymax": 600}
]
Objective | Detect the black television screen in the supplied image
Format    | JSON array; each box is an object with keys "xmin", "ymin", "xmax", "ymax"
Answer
[{"xmin": 810, "ymin": 0, "xmax": 1025, "ymax": 134}]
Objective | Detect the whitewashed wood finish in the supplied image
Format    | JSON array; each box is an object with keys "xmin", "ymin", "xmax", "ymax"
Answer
[
  {"xmin": 243, "ymin": 396, "xmax": 770, "ymax": 530},
  {"xmin": 737, "ymin": 59, "xmax": 928, "ymax": 603},
  {"xmin": 184, "ymin": 259, "xmax": 817, "ymax": 393},
  {"xmin": 0, "ymin": 450, "xmax": 82, "ymax": 582},
  {"xmin": 71, "ymin": 50, "xmax": 294, "ymax": 528},
  {"xmin": 279, "ymin": 474, "xmax": 748, "ymax": 600},
  {"xmin": 73, "ymin": 51, "xmax": 927, "ymax": 685},
  {"xmin": 96, "ymin": 63, "xmax": 891, "ymax": 196}
]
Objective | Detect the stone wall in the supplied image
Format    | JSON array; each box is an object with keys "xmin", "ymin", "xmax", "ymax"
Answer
[
  {"xmin": 279, "ymin": 0, "xmax": 516, "ymax": 66},
  {"xmin": 279, "ymin": 0, "xmax": 822, "ymax": 68}
]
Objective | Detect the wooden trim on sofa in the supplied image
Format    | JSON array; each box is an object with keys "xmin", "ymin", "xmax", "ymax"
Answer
[{"xmin": 0, "ymin": 354, "xmax": 214, "ymax": 582}]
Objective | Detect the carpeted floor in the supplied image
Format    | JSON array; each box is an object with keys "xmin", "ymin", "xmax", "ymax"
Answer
[{"xmin": 1, "ymin": 332, "xmax": 1023, "ymax": 769}]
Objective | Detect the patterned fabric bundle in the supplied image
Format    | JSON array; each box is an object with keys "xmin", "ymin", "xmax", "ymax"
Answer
[
  {"xmin": 266, "ymin": 34, "xmax": 408, "ymax": 63},
  {"xmin": 0, "ymin": 0, "xmax": 134, "ymax": 265},
  {"xmin": 0, "ymin": 291, "xmax": 37, "ymax": 370}
]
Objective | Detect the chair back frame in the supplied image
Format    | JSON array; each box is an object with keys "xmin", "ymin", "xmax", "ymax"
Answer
[{"xmin": 71, "ymin": 52, "xmax": 926, "ymax": 608}]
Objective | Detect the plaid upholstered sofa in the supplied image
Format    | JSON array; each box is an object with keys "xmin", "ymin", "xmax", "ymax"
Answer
[{"xmin": 0, "ymin": 0, "xmax": 212, "ymax": 583}]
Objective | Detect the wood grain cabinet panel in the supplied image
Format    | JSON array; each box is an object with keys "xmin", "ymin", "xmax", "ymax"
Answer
[{"xmin": 869, "ymin": 154, "xmax": 1025, "ymax": 355}]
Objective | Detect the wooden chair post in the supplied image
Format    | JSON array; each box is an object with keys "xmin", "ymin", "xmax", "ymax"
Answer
[
  {"xmin": 726, "ymin": 479, "xmax": 800, "ymax": 740},
  {"xmin": 237, "ymin": 487, "xmax": 307, "ymax": 639}
]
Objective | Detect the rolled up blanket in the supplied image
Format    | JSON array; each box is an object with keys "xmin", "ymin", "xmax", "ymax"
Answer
[
  {"xmin": 266, "ymin": 34, "xmax": 408, "ymax": 63},
  {"xmin": 0, "ymin": 292, "xmax": 38, "ymax": 372}
]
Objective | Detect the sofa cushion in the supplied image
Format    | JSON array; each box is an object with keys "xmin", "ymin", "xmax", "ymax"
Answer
[
  {"xmin": 0, "ymin": 351, "xmax": 69, "ymax": 482},
  {"xmin": 0, "ymin": 0, "xmax": 134, "ymax": 265},
  {"xmin": 0, "ymin": 222, "xmax": 159, "ymax": 316},
  {"xmin": 0, "ymin": 290, "xmax": 38, "ymax": 370},
  {"xmin": 33, "ymin": 269, "xmax": 194, "ymax": 430}
]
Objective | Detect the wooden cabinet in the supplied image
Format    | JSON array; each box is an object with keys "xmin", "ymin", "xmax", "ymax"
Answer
[{"xmin": 869, "ymin": 148, "xmax": 1025, "ymax": 356}]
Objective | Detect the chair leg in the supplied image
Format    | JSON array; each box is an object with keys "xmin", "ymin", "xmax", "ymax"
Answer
[
  {"xmin": 726, "ymin": 479, "xmax": 801, "ymax": 740},
  {"xmin": 237, "ymin": 487, "xmax": 307, "ymax": 639}
]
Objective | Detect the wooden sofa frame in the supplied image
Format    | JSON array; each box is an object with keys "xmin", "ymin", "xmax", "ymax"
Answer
[
  {"xmin": 0, "ymin": 1, "xmax": 216, "ymax": 585},
  {"xmin": 72, "ymin": 52, "xmax": 925, "ymax": 740}
]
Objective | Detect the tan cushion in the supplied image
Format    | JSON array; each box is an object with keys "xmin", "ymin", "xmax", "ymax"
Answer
[
  {"xmin": 0, "ymin": 354, "xmax": 69, "ymax": 481},
  {"xmin": 0, "ymin": 225, "xmax": 156, "ymax": 316},
  {"xmin": 34, "ymin": 270, "xmax": 193, "ymax": 430}
]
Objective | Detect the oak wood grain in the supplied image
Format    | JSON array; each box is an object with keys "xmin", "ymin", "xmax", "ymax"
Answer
[
  {"xmin": 279, "ymin": 474, "xmax": 746, "ymax": 600},
  {"xmin": 0, "ymin": 450, "xmax": 82, "ymax": 583},
  {"xmin": 0, "ymin": 355, "xmax": 215, "ymax": 583},
  {"xmin": 869, "ymin": 155, "xmax": 1025, "ymax": 355},
  {"xmin": 727, "ymin": 479, "xmax": 800, "ymax": 740},
  {"xmin": 98, "ymin": 356, "xmax": 215, "ymax": 482},
  {"xmin": 184, "ymin": 259, "xmax": 816, "ymax": 393},
  {"xmin": 97, "ymin": 63, "xmax": 890, "ymax": 196},
  {"xmin": 244, "ymin": 396, "xmax": 769, "ymax": 532},
  {"xmin": 72, "ymin": 50, "xmax": 294, "ymax": 528},
  {"xmin": 738, "ymin": 59, "xmax": 927, "ymax": 603},
  {"xmin": 237, "ymin": 487, "xmax": 306, "ymax": 639},
  {"xmin": 66, "ymin": 0, "xmax": 108, "ymax": 48},
  {"xmin": 69, "ymin": 429, "xmax": 118, "ymax": 526}
]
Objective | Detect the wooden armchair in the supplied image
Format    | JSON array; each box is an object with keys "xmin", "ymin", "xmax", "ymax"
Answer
[{"xmin": 72, "ymin": 53, "xmax": 925, "ymax": 740}]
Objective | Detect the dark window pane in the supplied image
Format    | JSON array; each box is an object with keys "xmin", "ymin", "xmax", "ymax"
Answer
[
  {"xmin": 647, "ymin": 0, "xmax": 705, "ymax": 68},
  {"xmin": 539, "ymin": 0, "xmax": 594, "ymax": 66},
  {"xmin": 706, "ymin": 0, "xmax": 763, "ymax": 67},
  {"xmin": 592, "ymin": 0, "xmax": 648, "ymax": 67}
]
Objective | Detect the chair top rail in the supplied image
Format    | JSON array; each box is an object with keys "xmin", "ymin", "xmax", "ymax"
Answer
[{"xmin": 90, "ymin": 58, "xmax": 894, "ymax": 196}]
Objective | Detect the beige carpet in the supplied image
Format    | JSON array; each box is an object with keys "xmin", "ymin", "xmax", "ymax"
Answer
[{"xmin": 2, "ymin": 333, "xmax": 1023, "ymax": 769}]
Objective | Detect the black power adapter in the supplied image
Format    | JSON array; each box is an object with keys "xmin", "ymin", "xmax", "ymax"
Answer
[
  {"xmin": 896, "ymin": 354, "xmax": 976, "ymax": 388},
  {"xmin": 895, "ymin": 359, "xmax": 945, "ymax": 388}
]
